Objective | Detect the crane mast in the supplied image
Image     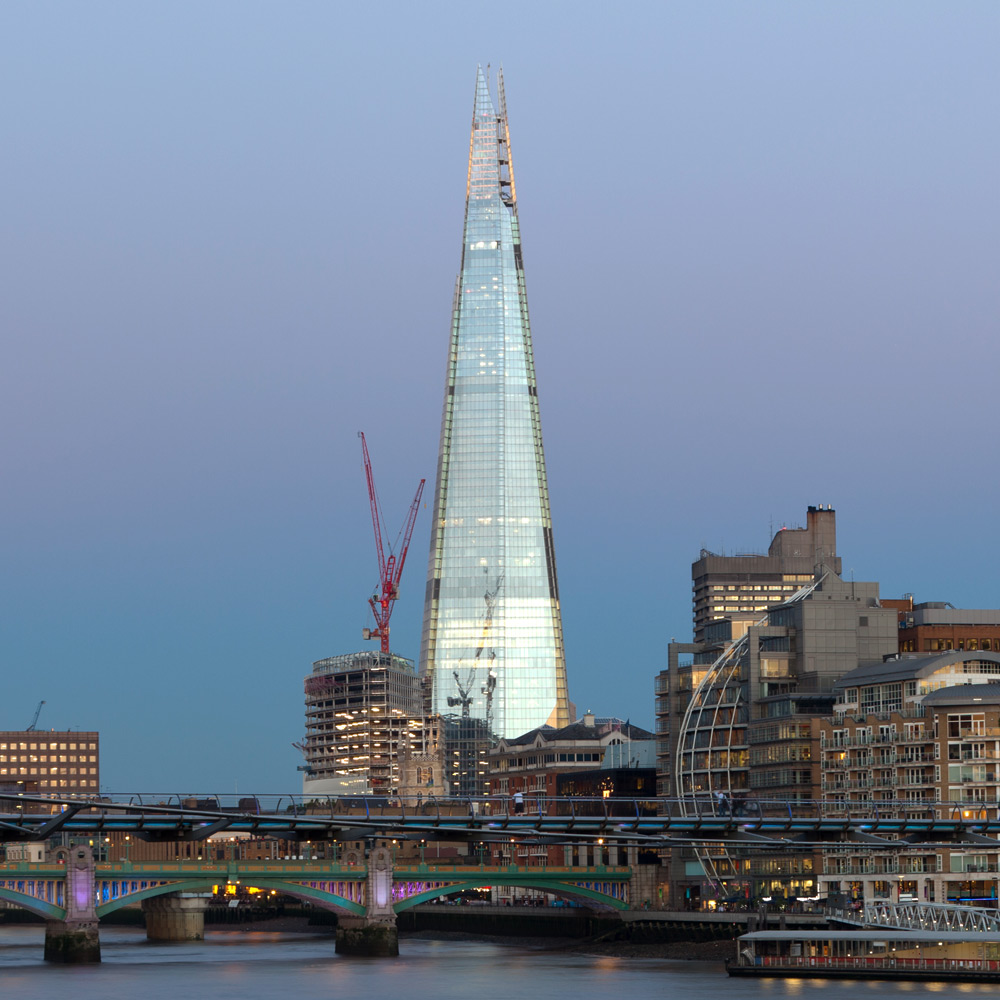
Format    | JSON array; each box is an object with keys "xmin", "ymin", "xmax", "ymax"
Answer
[
  {"xmin": 358, "ymin": 432, "xmax": 425, "ymax": 654},
  {"xmin": 26, "ymin": 701, "xmax": 45, "ymax": 732}
]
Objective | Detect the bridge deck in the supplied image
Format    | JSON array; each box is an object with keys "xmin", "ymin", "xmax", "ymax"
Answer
[{"xmin": 2, "ymin": 793, "xmax": 997, "ymax": 845}]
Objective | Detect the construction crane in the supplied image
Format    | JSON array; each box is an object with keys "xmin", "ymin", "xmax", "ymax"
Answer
[
  {"xmin": 291, "ymin": 741, "xmax": 314, "ymax": 774},
  {"xmin": 359, "ymin": 432, "xmax": 425, "ymax": 654},
  {"xmin": 449, "ymin": 571, "xmax": 503, "ymax": 729},
  {"xmin": 26, "ymin": 701, "xmax": 45, "ymax": 732}
]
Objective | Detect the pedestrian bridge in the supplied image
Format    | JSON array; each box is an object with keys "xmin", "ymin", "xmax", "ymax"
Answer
[
  {"xmin": 4, "ymin": 792, "xmax": 1000, "ymax": 848},
  {"xmin": 833, "ymin": 900, "xmax": 1000, "ymax": 934}
]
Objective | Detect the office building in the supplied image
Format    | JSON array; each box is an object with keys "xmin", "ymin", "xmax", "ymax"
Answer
[
  {"xmin": 655, "ymin": 507, "xmax": 904, "ymax": 906},
  {"xmin": 897, "ymin": 603, "xmax": 1000, "ymax": 654},
  {"xmin": 691, "ymin": 505, "xmax": 840, "ymax": 643},
  {"xmin": 419, "ymin": 68, "xmax": 570, "ymax": 747},
  {"xmin": 0, "ymin": 731, "xmax": 99, "ymax": 797}
]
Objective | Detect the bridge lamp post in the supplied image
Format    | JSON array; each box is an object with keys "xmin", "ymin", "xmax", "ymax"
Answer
[
  {"xmin": 418, "ymin": 840, "xmax": 426, "ymax": 867},
  {"xmin": 124, "ymin": 836, "xmax": 130, "ymax": 863}
]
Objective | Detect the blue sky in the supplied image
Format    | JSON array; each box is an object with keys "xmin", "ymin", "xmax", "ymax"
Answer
[{"xmin": 1, "ymin": 2, "xmax": 997, "ymax": 791}]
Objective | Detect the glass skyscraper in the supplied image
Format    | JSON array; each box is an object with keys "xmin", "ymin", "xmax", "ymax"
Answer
[{"xmin": 419, "ymin": 68, "xmax": 570, "ymax": 742}]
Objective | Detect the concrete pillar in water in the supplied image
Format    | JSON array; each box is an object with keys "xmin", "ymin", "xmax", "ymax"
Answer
[
  {"xmin": 45, "ymin": 845, "xmax": 101, "ymax": 963},
  {"xmin": 143, "ymin": 893, "xmax": 210, "ymax": 941},
  {"xmin": 336, "ymin": 846, "xmax": 398, "ymax": 957}
]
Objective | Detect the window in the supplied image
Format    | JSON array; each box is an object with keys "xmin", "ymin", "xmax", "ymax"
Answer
[{"xmin": 948, "ymin": 714, "xmax": 985, "ymax": 738}]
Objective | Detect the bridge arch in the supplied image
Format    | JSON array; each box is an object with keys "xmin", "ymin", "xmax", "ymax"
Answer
[
  {"xmin": 96, "ymin": 876, "xmax": 365, "ymax": 918},
  {"xmin": 0, "ymin": 887, "xmax": 64, "ymax": 920},
  {"xmin": 393, "ymin": 878, "xmax": 628, "ymax": 913},
  {"xmin": 96, "ymin": 878, "xmax": 215, "ymax": 917}
]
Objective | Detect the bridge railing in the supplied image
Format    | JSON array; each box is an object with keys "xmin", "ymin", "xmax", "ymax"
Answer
[{"xmin": 5, "ymin": 792, "xmax": 1000, "ymax": 841}]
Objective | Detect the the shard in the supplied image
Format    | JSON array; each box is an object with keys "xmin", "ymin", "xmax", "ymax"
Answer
[{"xmin": 419, "ymin": 68, "xmax": 570, "ymax": 743}]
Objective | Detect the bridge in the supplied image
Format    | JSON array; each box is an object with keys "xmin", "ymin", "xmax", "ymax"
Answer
[
  {"xmin": 6, "ymin": 792, "xmax": 1000, "ymax": 962},
  {"xmin": 3, "ymin": 793, "xmax": 999, "ymax": 849},
  {"xmin": 834, "ymin": 900, "xmax": 1000, "ymax": 934},
  {"xmin": 0, "ymin": 846, "xmax": 633, "ymax": 962}
]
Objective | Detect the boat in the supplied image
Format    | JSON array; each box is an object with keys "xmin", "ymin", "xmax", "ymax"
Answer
[{"xmin": 727, "ymin": 928, "xmax": 1000, "ymax": 981}]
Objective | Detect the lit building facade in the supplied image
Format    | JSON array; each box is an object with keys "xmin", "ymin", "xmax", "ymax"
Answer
[
  {"xmin": 419, "ymin": 68, "xmax": 569, "ymax": 742},
  {"xmin": 820, "ymin": 651, "xmax": 1000, "ymax": 907},
  {"xmin": 0, "ymin": 731, "xmax": 99, "ymax": 797},
  {"xmin": 300, "ymin": 652, "xmax": 441, "ymax": 797}
]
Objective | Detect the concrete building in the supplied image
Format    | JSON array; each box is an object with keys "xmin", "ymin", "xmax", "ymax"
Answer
[
  {"xmin": 820, "ymin": 651, "xmax": 1000, "ymax": 906},
  {"xmin": 691, "ymin": 505, "xmax": 840, "ymax": 643},
  {"xmin": 656, "ymin": 508, "xmax": 900, "ymax": 907},
  {"xmin": 300, "ymin": 652, "xmax": 442, "ymax": 797},
  {"xmin": 659, "ymin": 570, "xmax": 897, "ymax": 805},
  {"xmin": 0, "ymin": 730, "xmax": 99, "ymax": 798}
]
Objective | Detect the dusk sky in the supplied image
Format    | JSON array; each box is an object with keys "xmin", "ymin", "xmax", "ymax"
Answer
[{"xmin": 2, "ymin": 3, "xmax": 997, "ymax": 792}]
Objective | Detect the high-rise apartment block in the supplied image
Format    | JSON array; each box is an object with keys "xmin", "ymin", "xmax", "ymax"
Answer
[
  {"xmin": 419, "ymin": 68, "xmax": 570, "ymax": 744},
  {"xmin": 820, "ymin": 650, "xmax": 1000, "ymax": 907}
]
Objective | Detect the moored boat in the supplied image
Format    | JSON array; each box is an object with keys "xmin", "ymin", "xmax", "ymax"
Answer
[{"xmin": 727, "ymin": 928, "xmax": 1000, "ymax": 981}]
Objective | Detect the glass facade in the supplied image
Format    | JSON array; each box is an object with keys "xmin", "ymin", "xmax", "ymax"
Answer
[{"xmin": 419, "ymin": 68, "xmax": 569, "ymax": 741}]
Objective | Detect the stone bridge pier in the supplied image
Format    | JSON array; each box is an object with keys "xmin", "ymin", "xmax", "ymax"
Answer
[
  {"xmin": 44, "ymin": 845, "xmax": 100, "ymax": 963},
  {"xmin": 336, "ymin": 846, "xmax": 398, "ymax": 957},
  {"xmin": 143, "ymin": 893, "xmax": 211, "ymax": 941}
]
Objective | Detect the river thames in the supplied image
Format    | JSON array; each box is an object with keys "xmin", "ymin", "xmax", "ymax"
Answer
[{"xmin": 0, "ymin": 927, "xmax": 997, "ymax": 1000}]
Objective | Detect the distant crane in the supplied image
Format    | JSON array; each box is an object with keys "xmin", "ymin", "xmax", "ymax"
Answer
[
  {"xmin": 26, "ymin": 701, "xmax": 45, "ymax": 732},
  {"xmin": 359, "ymin": 432, "xmax": 425, "ymax": 654},
  {"xmin": 291, "ymin": 741, "xmax": 314, "ymax": 774}
]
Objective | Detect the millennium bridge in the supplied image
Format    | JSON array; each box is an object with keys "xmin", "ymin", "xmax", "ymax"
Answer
[{"xmin": 3, "ymin": 792, "xmax": 998, "ymax": 847}]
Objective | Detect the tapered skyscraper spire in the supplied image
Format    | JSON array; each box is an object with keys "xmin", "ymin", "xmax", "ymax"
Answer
[{"xmin": 419, "ymin": 68, "xmax": 570, "ymax": 741}]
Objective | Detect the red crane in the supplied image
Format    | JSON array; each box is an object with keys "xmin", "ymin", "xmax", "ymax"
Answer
[{"xmin": 359, "ymin": 432, "xmax": 426, "ymax": 653}]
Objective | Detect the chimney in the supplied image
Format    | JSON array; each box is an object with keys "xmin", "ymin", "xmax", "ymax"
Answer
[{"xmin": 583, "ymin": 710, "xmax": 595, "ymax": 728}]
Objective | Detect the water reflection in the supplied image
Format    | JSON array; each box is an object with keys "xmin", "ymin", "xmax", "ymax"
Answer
[{"xmin": 0, "ymin": 927, "xmax": 998, "ymax": 1000}]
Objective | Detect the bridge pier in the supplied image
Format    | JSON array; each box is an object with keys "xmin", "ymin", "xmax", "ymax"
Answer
[
  {"xmin": 336, "ymin": 847, "xmax": 398, "ymax": 957},
  {"xmin": 628, "ymin": 848, "xmax": 665, "ymax": 911},
  {"xmin": 44, "ymin": 845, "xmax": 100, "ymax": 963},
  {"xmin": 143, "ymin": 893, "xmax": 210, "ymax": 941}
]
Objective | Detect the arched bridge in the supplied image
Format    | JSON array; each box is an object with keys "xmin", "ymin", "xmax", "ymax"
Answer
[{"xmin": 0, "ymin": 856, "xmax": 631, "ymax": 923}]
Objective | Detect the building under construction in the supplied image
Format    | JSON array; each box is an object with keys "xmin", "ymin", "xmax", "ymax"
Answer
[{"xmin": 300, "ymin": 652, "xmax": 443, "ymax": 798}]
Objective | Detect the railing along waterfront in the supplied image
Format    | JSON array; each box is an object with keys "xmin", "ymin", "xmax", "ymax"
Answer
[{"xmin": 741, "ymin": 955, "xmax": 1000, "ymax": 974}]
